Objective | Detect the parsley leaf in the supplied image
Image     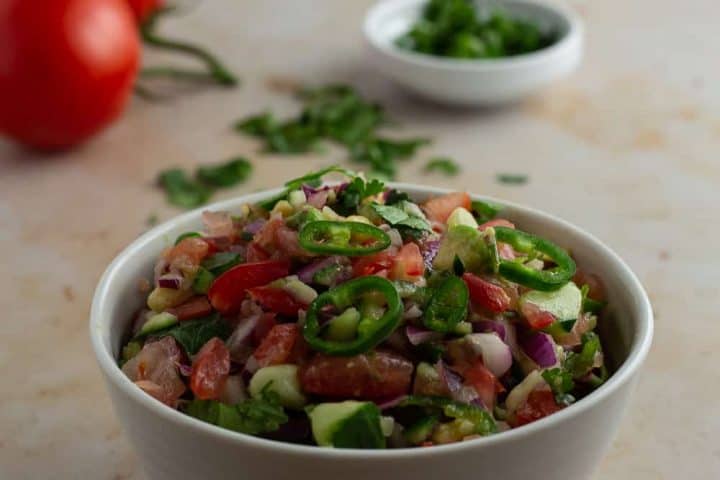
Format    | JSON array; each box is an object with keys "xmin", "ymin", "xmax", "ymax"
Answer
[
  {"xmin": 335, "ymin": 176, "xmax": 385, "ymax": 215},
  {"xmin": 156, "ymin": 314, "xmax": 231, "ymax": 355},
  {"xmin": 424, "ymin": 157, "xmax": 460, "ymax": 176},
  {"xmin": 371, "ymin": 202, "xmax": 431, "ymax": 233},
  {"xmin": 185, "ymin": 394, "xmax": 288, "ymax": 435},
  {"xmin": 542, "ymin": 368, "xmax": 574, "ymax": 395}
]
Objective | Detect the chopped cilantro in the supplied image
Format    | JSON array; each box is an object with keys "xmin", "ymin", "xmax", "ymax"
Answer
[{"xmin": 424, "ymin": 157, "xmax": 460, "ymax": 176}]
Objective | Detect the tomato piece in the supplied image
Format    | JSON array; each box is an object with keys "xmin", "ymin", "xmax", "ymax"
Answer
[
  {"xmin": 252, "ymin": 324, "xmax": 298, "ymax": 368},
  {"xmin": 249, "ymin": 286, "xmax": 306, "ymax": 317},
  {"xmin": 462, "ymin": 273, "xmax": 511, "ymax": 313},
  {"xmin": 391, "ymin": 243, "xmax": 425, "ymax": 281},
  {"xmin": 252, "ymin": 312, "xmax": 277, "ymax": 345},
  {"xmin": 521, "ymin": 302, "xmax": 556, "ymax": 330},
  {"xmin": 190, "ymin": 338, "xmax": 230, "ymax": 400},
  {"xmin": 300, "ymin": 351, "xmax": 413, "ymax": 399},
  {"xmin": 208, "ymin": 260, "xmax": 289, "ymax": 314},
  {"xmin": 165, "ymin": 237, "xmax": 210, "ymax": 268},
  {"xmin": 166, "ymin": 296, "xmax": 212, "ymax": 321},
  {"xmin": 0, "ymin": 0, "xmax": 140, "ymax": 150},
  {"xmin": 122, "ymin": 337, "xmax": 186, "ymax": 406},
  {"xmin": 573, "ymin": 269, "xmax": 606, "ymax": 302},
  {"xmin": 246, "ymin": 242, "xmax": 270, "ymax": 262},
  {"xmin": 422, "ymin": 192, "xmax": 471, "ymax": 224},
  {"xmin": 463, "ymin": 361, "xmax": 500, "ymax": 411},
  {"xmin": 478, "ymin": 219, "xmax": 515, "ymax": 230},
  {"xmin": 512, "ymin": 390, "xmax": 563, "ymax": 427},
  {"xmin": 352, "ymin": 252, "xmax": 394, "ymax": 277}
]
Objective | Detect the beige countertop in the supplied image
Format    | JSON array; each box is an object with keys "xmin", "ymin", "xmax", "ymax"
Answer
[{"xmin": 1, "ymin": 0, "xmax": 718, "ymax": 478}]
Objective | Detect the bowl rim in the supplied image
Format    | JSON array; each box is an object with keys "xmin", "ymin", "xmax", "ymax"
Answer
[
  {"xmin": 90, "ymin": 183, "xmax": 653, "ymax": 459},
  {"xmin": 363, "ymin": 0, "xmax": 584, "ymax": 72}
]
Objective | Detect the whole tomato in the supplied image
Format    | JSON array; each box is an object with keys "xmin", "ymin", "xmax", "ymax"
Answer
[{"xmin": 0, "ymin": 0, "xmax": 140, "ymax": 150}]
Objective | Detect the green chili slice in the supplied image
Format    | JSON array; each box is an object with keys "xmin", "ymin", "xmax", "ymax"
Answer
[
  {"xmin": 423, "ymin": 276, "xmax": 469, "ymax": 333},
  {"xmin": 299, "ymin": 221, "xmax": 391, "ymax": 256},
  {"xmin": 303, "ymin": 276, "xmax": 402, "ymax": 356},
  {"xmin": 494, "ymin": 226, "xmax": 576, "ymax": 291},
  {"xmin": 175, "ymin": 231, "xmax": 202, "ymax": 245}
]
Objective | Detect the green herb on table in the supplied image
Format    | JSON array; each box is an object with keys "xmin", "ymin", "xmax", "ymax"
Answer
[
  {"xmin": 424, "ymin": 157, "xmax": 460, "ymax": 176},
  {"xmin": 146, "ymin": 213, "xmax": 159, "ymax": 227},
  {"xmin": 496, "ymin": 173, "xmax": 528, "ymax": 185},
  {"xmin": 397, "ymin": 0, "xmax": 556, "ymax": 59}
]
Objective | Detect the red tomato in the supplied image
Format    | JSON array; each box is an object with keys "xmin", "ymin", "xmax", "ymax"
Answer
[
  {"xmin": 391, "ymin": 243, "xmax": 425, "ymax": 281},
  {"xmin": 0, "ymin": 0, "xmax": 140, "ymax": 150},
  {"xmin": 300, "ymin": 351, "xmax": 413, "ymax": 399},
  {"xmin": 190, "ymin": 338, "xmax": 230, "ymax": 400},
  {"xmin": 353, "ymin": 252, "xmax": 394, "ymax": 277},
  {"xmin": 512, "ymin": 390, "xmax": 563, "ymax": 427},
  {"xmin": 165, "ymin": 237, "xmax": 210, "ymax": 266},
  {"xmin": 166, "ymin": 296, "xmax": 212, "ymax": 321},
  {"xmin": 463, "ymin": 273, "xmax": 511, "ymax": 313},
  {"xmin": 422, "ymin": 192, "xmax": 471, "ymax": 224},
  {"xmin": 252, "ymin": 324, "xmax": 298, "ymax": 368},
  {"xmin": 478, "ymin": 219, "xmax": 515, "ymax": 230},
  {"xmin": 573, "ymin": 269, "xmax": 606, "ymax": 302},
  {"xmin": 248, "ymin": 286, "xmax": 306, "ymax": 317},
  {"xmin": 208, "ymin": 260, "xmax": 290, "ymax": 314},
  {"xmin": 463, "ymin": 361, "xmax": 501, "ymax": 410},
  {"xmin": 246, "ymin": 242, "xmax": 270, "ymax": 263},
  {"xmin": 127, "ymin": 0, "xmax": 163, "ymax": 23},
  {"xmin": 252, "ymin": 313, "xmax": 277, "ymax": 345},
  {"xmin": 521, "ymin": 302, "xmax": 556, "ymax": 330}
]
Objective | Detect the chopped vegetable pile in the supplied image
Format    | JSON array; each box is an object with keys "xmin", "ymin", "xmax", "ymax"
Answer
[
  {"xmin": 397, "ymin": 0, "xmax": 557, "ymax": 59},
  {"xmin": 121, "ymin": 167, "xmax": 609, "ymax": 449}
]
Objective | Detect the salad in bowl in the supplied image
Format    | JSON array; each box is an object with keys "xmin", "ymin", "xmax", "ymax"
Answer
[{"xmin": 118, "ymin": 167, "xmax": 609, "ymax": 449}]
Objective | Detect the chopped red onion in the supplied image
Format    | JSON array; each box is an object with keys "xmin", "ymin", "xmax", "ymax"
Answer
[
  {"xmin": 521, "ymin": 332, "xmax": 557, "ymax": 368},
  {"xmin": 466, "ymin": 333, "xmax": 513, "ymax": 377},
  {"xmin": 243, "ymin": 356, "xmax": 260, "ymax": 376},
  {"xmin": 297, "ymin": 256, "xmax": 346, "ymax": 284},
  {"xmin": 436, "ymin": 360, "xmax": 463, "ymax": 394},
  {"xmin": 307, "ymin": 190, "xmax": 330, "ymax": 209},
  {"xmin": 376, "ymin": 395, "xmax": 408, "ymax": 410},
  {"xmin": 176, "ymin": 362, "xmax": 192, "ymax": 377},
  {"xmin": 402, "ymin": 304, "xmax": 423, "ymax": 320},
  {"xmin": 243, "ymin": 219, "xmax": 266, "ymax": 235},
  {"xmin": 473, "ymin": 320, "xmax": 507, "ymax": 341},
  {"xmin": 157, "ymin": 272, "xmax": 183, "ymax": 289},
  {"xmin": 226, "ymin": 314, "xmax": 260, "ymax": 362},
  {"xmin": 202, "ymin": 211, "xmax": 234, "ymax": 238},
  {"xmin": 405, "ymin": 325, "xmax": 443, "ymax": 346},
  {"xmin": 420, "ymin": 239, "xmax": 440, "ymax": 271},
  {"xmin": 454, "ymin": 385, "xmax": 481, "ymax": 404}
]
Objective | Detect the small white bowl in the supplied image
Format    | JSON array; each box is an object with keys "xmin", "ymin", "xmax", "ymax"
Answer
[
  {"xmin": 363, "ymin": 0, "xmax": 584, "ymax": 105},
  {"xmin": 90, "ymin": 185, "xmax": 652, "ymax": 480}
]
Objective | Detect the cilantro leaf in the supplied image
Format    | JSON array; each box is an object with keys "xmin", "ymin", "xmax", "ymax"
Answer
[
  {"xmin": 424, "ymin": 157, "xmax": 460, "ymax": 176},
  {"xmin": 371, "ymin": 202, "xmax": 431, "ymax": 233},
  {"xmin": 335, "ymin": 176, "xmax": 385, "ymax": 215},
  {"xmin": 542, "ymin": 368, "xmax": 574, "ymax": 395},
  {"xmin": 158, "ymin": 169, "xmax": 212, "ymax": 209},
  {"xmin": 564, "ymin": 332, "xmax": 602, "ymax": 378},
  {"xmin": 156, "ymin": 314, "xmax": 231, "ymax": 355},
  {"xmin": 185, "ymin": 396, "xmax": 288, "ymax": 435},
  {"xmin": 201, "ymin": 252, "xmax": 242, "ymax": 276},
  {"xmin": 384, "ymin": 189, "xmax": 410, "ymax": 205},
  {"xmin": 235, "ymin": 112, "xmax": 277, "ymax": 136},
  {"xmin": 196, "ymin": 157, "xmax": 252, "ymax": 188},
  {"xmin": 284, "ymin": 165, "xmax": 356, "ymax": 190}
]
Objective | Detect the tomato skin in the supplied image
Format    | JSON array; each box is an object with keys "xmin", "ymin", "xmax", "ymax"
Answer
[
  {"xmin": 0, "ymin": 0, "xmax": 140, "ymax": 150},
  {"xmin": 127, "ymin": 0, "xmax": 163, "ymax": 23},
  {"xmin": 422, "ymin": 192, "xmax": 471, "ymax": 224},
  {"xmin": 190, "ymin": 338, "xmax": 230, "ymax": 400},
  {"xmin": 521, "ymin": 302, "xmax": 556, "ymax": 330},
  {"xmin": 352, "ymin": 252, "xmax": 394, "ymax": 277},
  {"xmin": 391, "ymin": 243, "xmax": 425, "ymax": 281},
  {"xmin": 249, "ymin": 286, "xmax": 306, "ymax": 317},
  {"xmin": 252, "ymin": 324, "xmax": 298, "ymax": 368},
  {"xmin": 463, "ymin": 273, "xmax": 511, "ymax": 313},
  {"xmin": 208, "ymin": 260, "xmax": 290, "ymax": 314},
  {"xmin": 166, "ymin": 296, "xmax": 212, "ymax": 321},
  {"xmin": 511, "ymin": 390, "xmax": 563, "ymax": 427},
  {"xmin": 463, "ymin": 361, "xmax": 502, "ymax": 411},
  {"xmin": 300, "ymin": 351, "xmax": 413, "ymax": 399}
]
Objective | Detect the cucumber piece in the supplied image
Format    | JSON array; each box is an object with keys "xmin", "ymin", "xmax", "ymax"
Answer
[
  {"xmin": 520, "ymin": 281, "xmax": 582, "ymax": 321},
  {"xmin": 279, "ymin": 276, "xmax": 318, "ymax": 305},
  {"xmin": 137, "ymin": 312, "xmax": 178, "ymax": 337},
  {"xmin": 433, "ymin": 225, "xmax": 490, "ymax": 273},
  {"xmin": 447, "ymin": 207, "xmax": 478, "ymax": 229},
  {"xmin": 404, "ymin": 415, "xmax": 439, "ymax": 445},
  {"xmin": 249, "ymin": 365, "xmax": 307, "ymax": 409},
  {"xmin": 308, "ymin": 401, "xmax": 385, "ymax": 449},
  {"xmin": 324, "ymin": 307, "xmax": 360, "ymax": 342}
]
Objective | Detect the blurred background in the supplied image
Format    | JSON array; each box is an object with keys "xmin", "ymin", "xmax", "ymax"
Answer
[{"xmin": 1, "ymin": 0, "xmax": 718, "ymax": 478}]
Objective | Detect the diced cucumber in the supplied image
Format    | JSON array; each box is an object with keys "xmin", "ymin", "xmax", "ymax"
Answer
[
  {"xmin": 308, "ymin": 401, "xmax": 385, "ymax": 449},
  {"xmin": 279, "ymin": 276, "xmax": 318, "ymax": 305},
  {"xmin": 520, "ymin": 281, "xmax": 582, "ymax": 321},
  {"xmin": 137, "ymin": 312, "xmax": 178, "ymax": 337},
  {"xmin": 447, "ymin": 207, "xmax": 478, "ymax": 229},
  {"xmin": 288, "ymin": 189, "xmax": 307, "ymax": 208},
  {"xmin": 404, "ymin": 415, "xmax": 439, "ymax": 445},
  {"xmin": 147, "ymin": 287, "xmax": 192, "ymax": 312},
  {"xmin": 325, "ymin": 307, "xmax": 360, "ymax": 342},
  {"xmin": 249, "ymin": 365, "xmax": 307, "ymax": 409},
  {"xmin": 433, "ymin": 225, "xmax": 490, "ymax": 273}
]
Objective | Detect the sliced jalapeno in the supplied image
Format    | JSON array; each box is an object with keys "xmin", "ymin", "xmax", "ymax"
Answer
[
  {"xmin": 303, "ymin": 276, "xmax": 402, "ymax": 356},
  {"xmin": 494, "ymin": 226, "xmax": 576, "ymax": 292},
  {"xmin": 299, "ymin": 221, "xmax": 391, "ymax": 256}
]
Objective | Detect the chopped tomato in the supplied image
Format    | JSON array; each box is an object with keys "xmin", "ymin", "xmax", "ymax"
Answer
[
  {"xmin": 478, "ymin": 218, "xmax": 515, "ymax": 230},
  {"xmin": 122, "ymin": 337, "xmax": 185, "ymax": 407},
  {"xmin": 253, "ymin": 217, "xmax": 308, "ymax": 260},
  {"xmin": 353, "ymin": 251, "xmax": 394, "ymax": 277},
  {"xmin": 463, "ymin": 273, "xmax": 511, "ymax": 313},
  {"xmin": 164, "ymin": 237, "xmax": 209, "ymax": 268},
  {"xmin": 573, "ymin": 269, "xmax": 606, "ymax": 302},
  {"xmin": 190, "ymin": 338, "xmax": 230, "ymax": 400},
  {"xmin": 422, "ymin": 192, "xmax": 471, "ymax": 223},
  {"xmin": 300, "ymin": 351, "xmax": 413, "ymax": 399},
  {"xmin": 512, "ymin": 390, "xmax": 563, "ymax": 427},
  {"xmin": 251, "ymin": 312, "xmax": 277, "ymax": 345},
  {"xmin": 245, "ymin": 242, "xmax": 270, "ymax": 262},
  {"xmin": 521, "ymin": 302, "xmax": 556, "ymax": 330},
  {"xmin": 463, "ymin": 361, "xmax": 501, "ymax": 410},
  {"xmin": 249, "ymin": 286, "xmax": 306, "ymax": 317},
  {"xmin": 391, "ymin": 243, "xmax": 425, "ymax": 281},
  {"xmin": 252, "ymin": 324, "xmax": 298, "ymax": 368},
  {"xmin": 208, "ymin": 260, "xmax": 290, "ymax": 314},
  {"xmin": 166, "ymin": 296, "xmax": 212, "ymax": 321}
]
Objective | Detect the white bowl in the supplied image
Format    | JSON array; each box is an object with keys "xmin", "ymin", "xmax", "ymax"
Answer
[
  {"xmin": 90, "ymin": 184, "xmax": 652, "ymax": 480},
  {"xmin": 363, "ymin": 0, "xmax": 584, "ymax": 105}
]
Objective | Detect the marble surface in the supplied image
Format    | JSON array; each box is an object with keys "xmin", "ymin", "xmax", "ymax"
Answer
[{"xmin": 1, "ymin": 0, "xmax": 719, "ymax": 478}]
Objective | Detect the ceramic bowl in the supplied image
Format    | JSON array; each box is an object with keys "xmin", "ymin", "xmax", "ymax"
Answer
[
  {"xmin": 90, "ymin": 184, "xmax": 652, "ymax": 480},
  {"xmin": 363, "ymin": 0, "xmax": 584, "ymax": 105}
]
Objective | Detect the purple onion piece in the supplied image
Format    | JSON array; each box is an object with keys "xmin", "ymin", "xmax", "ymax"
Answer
[
  {"xmin": 176, "ymin": 362, "xmax": 192, "ymax": 377},
  {"xmin": 297, "ymin": 256, "xmax": 344, "ymax": 284},
  {"xmin": 157, "ymin": 272, "xmax": 183, "ymax": 289},
  {"xmin": 243, "ymin": 219, "xmax": 266, "ymax": 236},
  {"xmin": 436, "ymin": 359, "xmax": 463, "ymax": 394},
  {"xmin": 521, "ymin": 332, "xmax": 557, "ymax": 367},
  {"xmin": 307, "ymin": 190, "xmax": 330, "ymax": 209},
  {"xmin": 375, "ymin": 395, "xmax": 408, "ymax": 410},
  {"xmin": 405, "ymin": 325, "xmax": 443, "ymax": 346},
  {"xmin": 226, "ymin": 314, "xmax": 260, "ymax": 362},
  {"xmin": 420, "ymin": 239, "xmax": 441, "ymax": 271},
  {"xmin": 473, "ymin": 320, "xmax": 507, "ymax": 341}
]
